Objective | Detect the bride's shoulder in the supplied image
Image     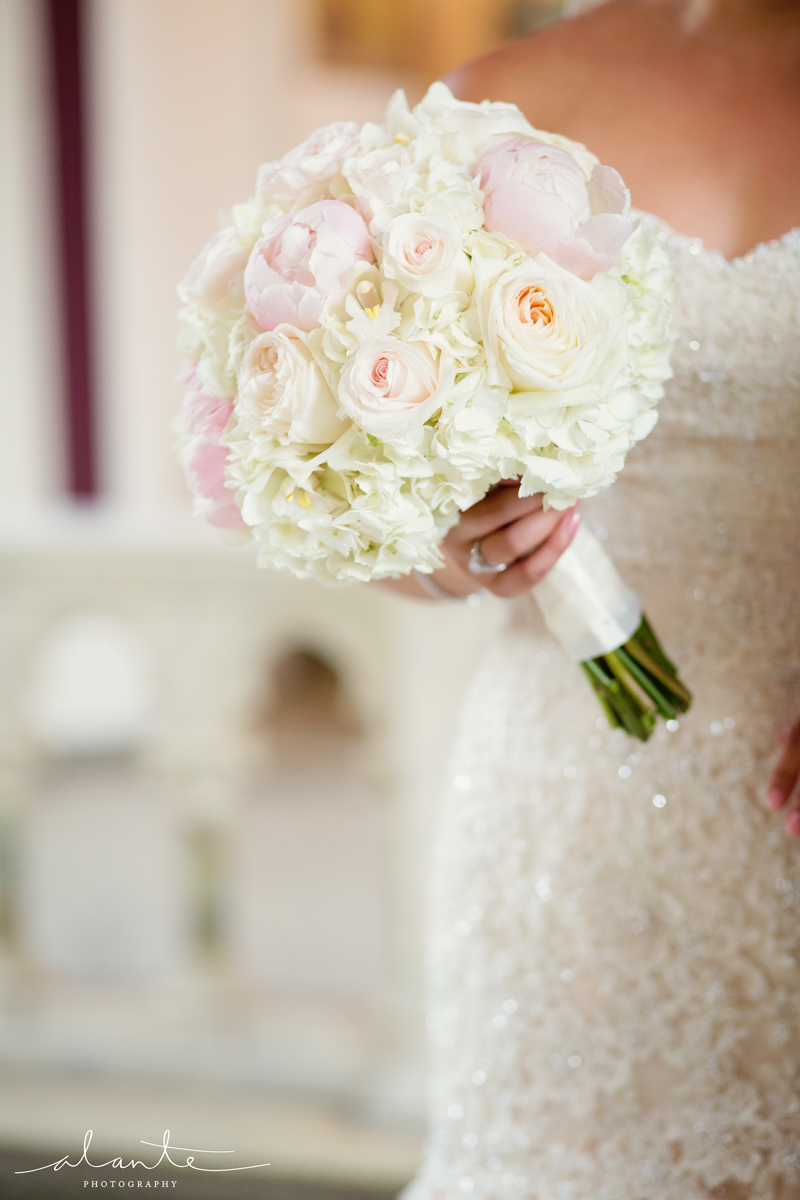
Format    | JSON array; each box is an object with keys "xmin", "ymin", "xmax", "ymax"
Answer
[
  {"xmin": 445, "ymin": 2, "xmax": 643, "ymax": 132},
  {"xmin": 446, "ymin": 20, "xmax": 598, "ymax": 129}
]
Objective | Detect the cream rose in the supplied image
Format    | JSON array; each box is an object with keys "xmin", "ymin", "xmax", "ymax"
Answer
[
  {"xmin": 178, "ymin": 226, "xmax": 249, "ymax": 304},
  {"xmin": 342, "ymin": 143, "xmax": 417, "ymax": 228},
  {"xmin": 239, "ymin": 331, "xmax": 347, "ymax": 445},
  {"xmin": 476, "ymin": 253, "xmax": 629, "ymax": 402},
  {"xmin": 338, "ymin": 338, "xmax": 455, "ymax": 440},
  {"xmin": 256, "ymin": 121, "xmax": 361, "ymax": 211},
  {"xmin": 381, "ymin": 212, "xmax": 473, "ymax": 298}
]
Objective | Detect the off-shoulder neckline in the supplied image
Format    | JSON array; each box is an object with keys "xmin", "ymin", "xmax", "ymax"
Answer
[{"xmin": 633, "ymin": 210, "xmax": 800, "ymax": 267}]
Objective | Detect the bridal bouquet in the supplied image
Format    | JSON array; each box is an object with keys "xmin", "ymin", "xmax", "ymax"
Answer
[{"xmin": 175, "ymin": 83, "xmax": 691, "ymax": 740}]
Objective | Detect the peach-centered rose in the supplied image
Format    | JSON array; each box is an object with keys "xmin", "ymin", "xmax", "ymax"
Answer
[
  {"xmin": 474, "ymin": 139, "xmax": 635, "ymax": 280},
  {"xmin": 475, "ymin": 254, "xmax": 628, "ymax": 400},
  {"xmin": 338, "ymin": 338, "xmax": 455, "ymax": 440},
  {"xmin": 239, "ymin": 330, "xmax": 347, "ymax": 445},
  {"xmin": 245, "ymin": 200, "xmax": 374, "ymax": 333},
  {"xmin": 516, "ymin": 285, "xmax": 555, "ymax": 331}
]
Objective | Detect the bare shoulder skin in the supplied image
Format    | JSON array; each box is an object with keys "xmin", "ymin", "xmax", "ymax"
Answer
[{"xmin": 446, "ymin": 0, "xmax": 800, "ymax": 259}]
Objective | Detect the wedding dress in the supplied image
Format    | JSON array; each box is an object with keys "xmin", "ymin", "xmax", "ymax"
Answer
[{"xmin": 405, "ymin": 219, "xmax": 800, "ymax": 1200}]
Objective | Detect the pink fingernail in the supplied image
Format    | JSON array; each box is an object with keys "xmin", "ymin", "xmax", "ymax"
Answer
[
  {"xmin": 767, "ymin": 788, "xmax": 785, "ymax": 811},
  {"xmin": 786, "ymin": 811, "xmax": 800, "ymax": 838},
  {"xmin": 563, "ymin": 509, "xmax": 581, "ymax": 532}
]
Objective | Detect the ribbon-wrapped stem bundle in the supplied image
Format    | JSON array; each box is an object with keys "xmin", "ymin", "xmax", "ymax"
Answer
[{"xmin": 534, "ymin": 526, "xmax": 691, "ymax": 739}]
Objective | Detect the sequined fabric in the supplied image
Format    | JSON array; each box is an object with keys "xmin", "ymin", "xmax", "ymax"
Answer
[{"xmin": 404, "ymin": 221, "xmax": 800, "ymax": 1200}]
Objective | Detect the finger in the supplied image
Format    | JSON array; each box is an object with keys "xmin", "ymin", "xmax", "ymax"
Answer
[
  {"xmin": 487, "ymin": 508, "xmax": 581, "ymax": 599},
  {"xmin": 784, "ymin": 757, "xmax": 800, "ymax": 835},
  {"xmin": 458, "ymin": 487, "xmax": 545, "ymax": 540},
  {"xmin": 477, "ymin": 505, "xmax": 567, "ymax": 569},
  {"xmin": 766, "ymin": 718, "xmax": 800, "ymax": 811},
  {"xmin": 777, "ymin": 726, "xmax": 791, "ymax": 746},
  {"xmin": 488, "ymin": 478, "xmax": 524, "ymax": 492}
]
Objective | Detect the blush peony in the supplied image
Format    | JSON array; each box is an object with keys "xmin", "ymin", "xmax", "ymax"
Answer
[
  {"xmin": 245, "ymin": 200, "xmax": 374, "ymax": 333},
  {"xmin": 475, "ymin": 139, "xmax": 635, "ymax": 280}
]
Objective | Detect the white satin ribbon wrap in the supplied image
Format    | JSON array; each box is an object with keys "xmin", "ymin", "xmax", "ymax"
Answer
[{"xmin": 532, "ymin": 523, "xmax": 642, "ymax": 661}]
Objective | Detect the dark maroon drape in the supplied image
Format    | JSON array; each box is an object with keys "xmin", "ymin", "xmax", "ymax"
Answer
[{"xmin": 45, "ymin": 0, "xmax": 97, "ymax": 497}]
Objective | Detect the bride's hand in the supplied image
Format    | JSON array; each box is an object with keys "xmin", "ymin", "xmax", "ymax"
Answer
[
  {"xmin": 766, "ymin": 718, "xmax": 800, "ymax": 837},
  {"xmin": 429, "ymin": 482, "xmax": 581, "ymax": 600}
]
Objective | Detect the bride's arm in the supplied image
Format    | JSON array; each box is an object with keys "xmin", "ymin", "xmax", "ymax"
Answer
[
  {"xmin": 766, "ymin": 723, "xmax": 800, "ymax": 838},
  {"xmin": 381, "ymin": 483, "xmax": 581, "ymax": 601}
]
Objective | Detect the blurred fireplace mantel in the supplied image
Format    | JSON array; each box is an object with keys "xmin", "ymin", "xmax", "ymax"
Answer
[{"xmin": 314, "ymin": 0, "xmax": 566, "ymax": 83}]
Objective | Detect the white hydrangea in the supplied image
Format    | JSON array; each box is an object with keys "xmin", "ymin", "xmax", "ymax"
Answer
[{"xmin": 176, "ymin": 84, "xmax": 675, "ymax": 584}]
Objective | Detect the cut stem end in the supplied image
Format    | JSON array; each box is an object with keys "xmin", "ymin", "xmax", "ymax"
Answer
[{"xmin": 581, "ymin": 616, "xmax": 692, "ymax": 742}]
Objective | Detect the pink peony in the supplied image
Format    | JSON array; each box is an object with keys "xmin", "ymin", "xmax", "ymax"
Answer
[
  {"xmin": 177, "ymin": 371, "xmax": 246, "ymax": 530},
  {"xmin": 475, "ymin": 139, "xmax": 635, "ymax": 280},
  {"xmin": 244, "ymin": 200, "xmax": 374, "ymax": 333}
]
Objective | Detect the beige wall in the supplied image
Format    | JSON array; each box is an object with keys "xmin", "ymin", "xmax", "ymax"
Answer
[
  {"xmin": 87, "ymin": 0, "xmax": 414, "ymax": 527},
  {"xmin": 0, "ymin": 0, "xmax": 61, "ymax": 518},
  {"xmin": 0, "ymin": 0, "xmax": 415, "ymax": 534}
]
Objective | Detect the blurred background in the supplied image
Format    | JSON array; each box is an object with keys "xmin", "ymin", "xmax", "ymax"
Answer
[{"xmin": 0, "ymin": 0, "xmax": 599, "ymax": 1195}]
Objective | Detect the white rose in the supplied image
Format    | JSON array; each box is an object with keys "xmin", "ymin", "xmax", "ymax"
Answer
[
  {"xmin": 178, "ymin": 226, "xmax": 249, "ymax": 304},
  {"xmin": 239, "ymin": 330, "xmax": 348, "ymax": 445},
  {"xmin": 338, "ymin": 337, "xmax": 455, "ymax": 440},
  {"xmin": 381, "ymin": 212, "xmax": 473, "ymax": 298},
  {"xmin": 342, "ymin": 143, "xmax": 418, "ymax": 227},
  {"xmin": 256, "ymin": 122, "xmax": 361, "ymax": 211},
  {"xmin": 475, "ymin": 251, "xmax": 629, "ymax": 403}
]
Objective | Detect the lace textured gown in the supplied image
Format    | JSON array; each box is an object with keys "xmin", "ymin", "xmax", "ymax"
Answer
[{"xmin": 405, "ymin": 222, "xmax": 800, "ymax": 1200}]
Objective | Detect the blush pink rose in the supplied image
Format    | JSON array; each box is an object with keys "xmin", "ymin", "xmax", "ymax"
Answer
[
  {"xmin": 474, "ymin": 139, "xmax": 635, "ymax": 280},
  {"xmin": 177, "ymin": 371, "xmax": 246, "ymax": 531},
  {"xmin": 244, "ymin": 200, "xmax": 374, "ymax": 333},
  {"xmin": 338, "ymin": 338, "xmax": 455, "ymax": 440}
]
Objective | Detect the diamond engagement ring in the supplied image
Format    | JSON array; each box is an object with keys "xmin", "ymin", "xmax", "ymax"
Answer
[{"xmin": 469, "ymin": 540, "xmax": 507, "ymax": 575}]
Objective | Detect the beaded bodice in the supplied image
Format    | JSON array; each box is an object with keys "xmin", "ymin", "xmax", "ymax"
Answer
[
  {"xmin": 600, "ymin": 219, "xmax": 800, "ymax": 570},
  {"xmin": 405, "ymin": 223, "xmax": 800, "ymax": 1200}
]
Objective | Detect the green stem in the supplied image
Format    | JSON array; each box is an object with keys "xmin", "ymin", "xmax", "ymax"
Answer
[
  {"xmin": 636, "ymin": 614, "xmax": 679, "ymax": 676},
  {"xmin": 605, "ymin": 651, "xmax": 655, "ymax": 713},
  {"xmin": 622, "ymin": 638, "xmax": 692, "ymax": 708},
  {"xmin": 581, "ymin": 663, "xmax": 621, "ymax": 729},
  {"xmin": 583, "ymin": 656, "xmax": 616, "ymax": 689},
  {"xmin": 579, "ymin": 614, "xmax": 692, "ymax": 742},
  {"xmin": 615, "ymin": 647, "xmax": 678, "ymax": 720}
]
